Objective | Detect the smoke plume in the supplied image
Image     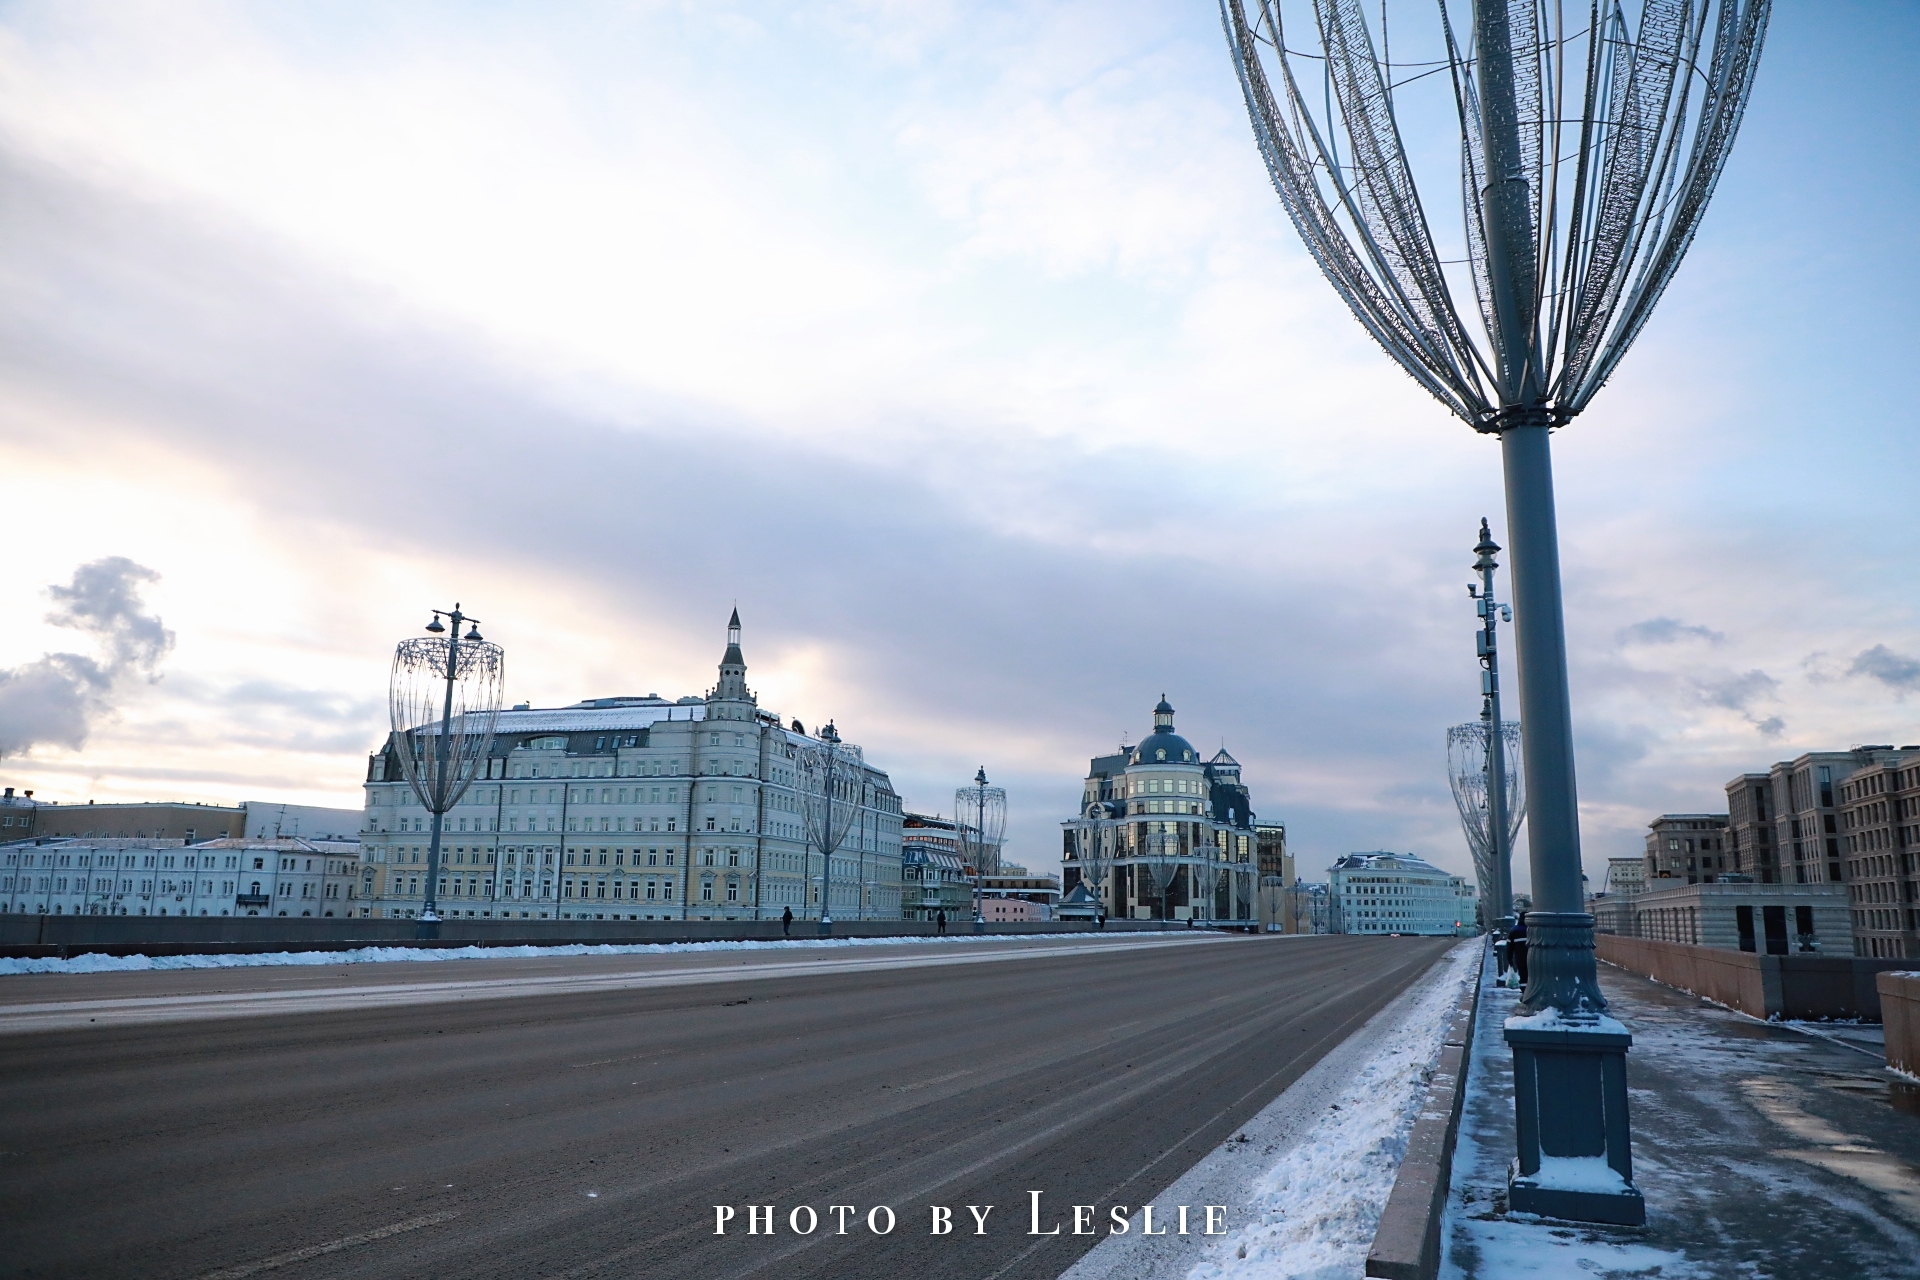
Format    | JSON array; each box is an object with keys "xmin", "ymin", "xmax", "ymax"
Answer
[{"xmin": 0, "ymin": 557, "xmax": 174, "ymax": 758}]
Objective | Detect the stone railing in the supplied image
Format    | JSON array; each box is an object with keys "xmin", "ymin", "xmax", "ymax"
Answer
[{"xmin": 1595, "ymin": 934, "xmax": 1908, "ymax": 1021}]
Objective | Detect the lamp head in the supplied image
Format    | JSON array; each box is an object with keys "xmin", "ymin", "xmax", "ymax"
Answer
[
  {"xmin": 1473, "ymin": 517, "xmax": 1501, "ymax": 570},
  {"xmin": 425, "ymin": 616, "xmax": 446, "ymax": 634}
]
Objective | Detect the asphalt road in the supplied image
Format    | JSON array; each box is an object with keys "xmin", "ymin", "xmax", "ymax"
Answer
[{"xmin": 0, "ymin": 933, "xmax": 1455, "ymax": 1280}]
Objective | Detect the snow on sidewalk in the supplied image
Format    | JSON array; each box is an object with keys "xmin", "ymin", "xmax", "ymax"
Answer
[
  {"xmin": 1186, "ymin": 940, "xmax": 1483, "ymax": 1280},
  {"xmin": 1442, "ymin": 954, "xmax": 1920, "ymax": 1279},
  {"xmin": 0, "ymin": 929, "xmax": 1163, "ymax": 976}
]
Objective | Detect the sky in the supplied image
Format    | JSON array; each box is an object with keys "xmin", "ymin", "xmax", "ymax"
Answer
[{"xmin": 2, "ymin": 1, "xmax": 1917, "ymax": 893}]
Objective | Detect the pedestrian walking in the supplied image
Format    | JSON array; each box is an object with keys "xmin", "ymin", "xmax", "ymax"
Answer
[
  {"xmin": 781, "ymin": 905, "xmax": 792, "ymax": 938},
  {"xmin": 936, "ymin": 909, "xmax": 946, "ymax": 935},
  {"xmin": 1509, "ymin": 914, "xmax": 1529, "ymax": 987},
  {"xmin": 1096, "ymin": 910, "xmax": 1106, "ymax": 931}
]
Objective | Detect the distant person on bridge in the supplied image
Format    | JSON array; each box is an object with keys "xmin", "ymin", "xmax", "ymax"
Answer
[
  {"xmin": 1509, "ymin": 914, "xmax": 1529, "ymax": 987},
  {"xmin": 936, "ymin": 909, "xmax": 947, "ymax": 935},
  {"xmin": 781, "ymin": 906, "xmax": 792, "ymax": 938}
]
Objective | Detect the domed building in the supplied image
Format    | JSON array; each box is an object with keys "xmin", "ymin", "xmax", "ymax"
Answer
[{"xmin": 1060, "ymin": 697, "xmax": 1258, "ymax": 923}]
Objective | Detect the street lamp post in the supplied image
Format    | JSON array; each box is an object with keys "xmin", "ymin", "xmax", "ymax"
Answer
[
  {"xmin": 955, "ymin": 767, "xmax": 1006, "ymax": 928},
  {"xmin": 799, "ymin": 721, "xmax": 861, "ymax": 929},
  {"xmin": 1221, "ymin": 0, "xmax": 1770, "ymax": 1225},
  {"xmin": 971, "ymin": 768, "xmax": 987, "ymax": 925},
  {"xmin": 389, "ymin": 605, "xmax": 505, "ymax": 932},
  {"xmin": 1472, "ymin": 519, "xmax": 1515, "ymax": 930}
]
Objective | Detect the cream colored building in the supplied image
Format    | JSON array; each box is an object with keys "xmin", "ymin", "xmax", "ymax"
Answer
[{"xmin": 359, "ymin": 613, "xmax": 904, "ymax": 922}]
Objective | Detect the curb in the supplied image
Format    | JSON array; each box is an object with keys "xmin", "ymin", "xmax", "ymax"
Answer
[{"xmin": 1364, "ymin": 942, "xmax": 1485, "ymax": 1280}]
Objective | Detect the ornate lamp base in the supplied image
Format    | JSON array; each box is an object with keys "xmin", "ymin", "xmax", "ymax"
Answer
[{"xmin": 1505, "ymin": 1004, "xmax": 1643, "ymax": 1222}]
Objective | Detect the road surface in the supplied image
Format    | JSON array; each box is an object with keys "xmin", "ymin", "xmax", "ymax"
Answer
[{"xmin": 0, "ymin": 933, "xmax": 1455, "ymax": 1279}]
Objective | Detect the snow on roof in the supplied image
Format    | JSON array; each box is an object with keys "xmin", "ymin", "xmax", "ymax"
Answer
[{"xmin": 490, "ymin": 704, "xmax": 700, "ymax": 734}]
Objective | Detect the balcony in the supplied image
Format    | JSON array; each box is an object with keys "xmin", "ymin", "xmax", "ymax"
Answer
[{"xmin": 235, "ymin": 893, "xmax": 271, "ymax": 908}]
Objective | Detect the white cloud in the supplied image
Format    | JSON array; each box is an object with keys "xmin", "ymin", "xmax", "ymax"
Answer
[{"xmin": 0, "ymin": 1, "xmax": 1914, "ymax": 891}]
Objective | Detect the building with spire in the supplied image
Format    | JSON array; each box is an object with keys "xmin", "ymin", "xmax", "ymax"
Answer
[
  {"xmin": 1059, "ymin": 697, "xmax": 1258, "ymax": 922},
  {"xmin": 359, "ymin": 612, "xmax": 904, "ymax": 922}
]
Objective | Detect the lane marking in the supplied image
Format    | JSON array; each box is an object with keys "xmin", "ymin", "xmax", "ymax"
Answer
[
  {"xmin": 891, "ymin": 1067, "xmax": 974, "ymax": 1093},
  {"xmin": 197, "ymin": 1210, "xmax": 459, "ymax": 1279}
]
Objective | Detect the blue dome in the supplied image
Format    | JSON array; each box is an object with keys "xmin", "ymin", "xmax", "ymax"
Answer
[{"xmin": 1132, "ymin": 732, "xmax": 1196, "ymax": 765}]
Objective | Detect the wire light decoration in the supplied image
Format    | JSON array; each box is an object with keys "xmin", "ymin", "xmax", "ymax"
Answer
[
  {"xmin": 389, "ymin": 605, "xmax": 505, "ymax": 923},
  {"xmin": 1071, "ymin": 814, "xmax": 1115, "ymax": 919},
  {"xmin": 1189, "ymin": 844, "xmax": 1223, "ymax": 924},
  {"xmin": 955, "ymin": 768, "xmax": 1007, "ymax": 924},
  {"xmin": 1140, "ymin": 829, "xmax": 1185, "ymax": 922},
  {"xmin": 1448, "ymin": 720, "xmax": 1524, "ymax": 926},
  {"xmin": 1223, "ymin": 2, "xmax": 1769, "ymax": 1220},
  {"xmin": 797, "ymin": 721, "xmax": 863, "ymax": 925},
  {"xmin": 1221, "ymin": 0, "xmax": 1770, "ymax": 429},
  {"xmin": 1223, "ymin": 0, "xmax": 1768, "ymax": 1007}
]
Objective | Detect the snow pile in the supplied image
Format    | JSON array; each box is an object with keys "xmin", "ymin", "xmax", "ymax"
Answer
[
  {"xmin": 1188, "ymin": 941, "xmax": 1482, "ymax": 1280},
  {"xmin": 1504, "ymin": 1006, "xmax": 1629, "ymax": 1036},
  {"xmin": 0, "ymin": 930, "xmax": 1140, "ymax": 976},
  {"xmin": 1522, "ymin": 1155, "xmax": 1631, "ymax": 1195}
]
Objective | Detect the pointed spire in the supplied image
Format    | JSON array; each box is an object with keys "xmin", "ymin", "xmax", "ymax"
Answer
[{"xmin": 713, "ymin": 607, "xmax": 752, "ymax": 705}]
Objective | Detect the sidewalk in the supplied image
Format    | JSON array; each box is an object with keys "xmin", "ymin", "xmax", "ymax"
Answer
[{"xmin": 1443, "ymin": 951, "xmax": 1920, "ymax": 1278}]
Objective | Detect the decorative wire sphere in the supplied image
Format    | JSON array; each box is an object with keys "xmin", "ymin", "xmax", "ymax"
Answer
[
  {"xmin": 798, "ymin": 729, "xmax": 865, "ymax": 859},
  {"xmin": 1071, "ymin": 815, "xmax": 1114, "ymax": 902},
  {"xmin": 1141, "ymin": 830, "xmax": 1185, "ymax": 910},
  {"xmin": 388, "ymin": 634, "xmax": 506, "ymax": 816},
  {"xmin": 1189, "ymin": 852, "xmax": 1223, "ymax": 921},
  {"xmin": 954, "ymin": 782, "xmax": 1007, "ymax": 878},
  {"xmin": 1447, "ymin": 720, "xmax": 1524, "ymax": 911},
  {"xmin": 1221, "ymin": 0, "xmax": 1770, "ymax": 426}
]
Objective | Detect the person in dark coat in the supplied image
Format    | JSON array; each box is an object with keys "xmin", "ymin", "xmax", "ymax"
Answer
[
  {"xmin": 1096, "ymin": 910, "xmax": 1106, "ymax": 931},
  {"xmin": 936, "ymin": 909, "xmax": 947, "ymax": 935},
  {"xmin": 1509, "ymin": 914, "xmax": 1529, "ymax": 986},
  {"xmin": 781, "ymin": 905, "xmax": 792, "ymax": 938}
]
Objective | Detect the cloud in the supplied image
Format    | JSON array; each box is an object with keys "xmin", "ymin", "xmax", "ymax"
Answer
[
  {"xmin": 1847, "ymin": 644, "xmax": 1920, "ymax": 692},
  {"xmin": 0, "ymin": 557, "xmax": 173, "ymax": 757},
  {"xmin": 1618, "ymin": 617, "xmax": 1725, "ymax": 646},
  {"xmin": 1693, "ymin": 668, "xmax": 1778, "ymax": 713}
]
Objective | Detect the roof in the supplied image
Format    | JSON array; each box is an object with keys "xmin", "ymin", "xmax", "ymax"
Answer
[
  {"xmin": 195, "ymin": 837, "xmax": 362, "ymax": 851},
  {"xmin": 1209, "ymin": 748, "xmax": 1239, "ymax": 766},
  {"xmin": 1330, "ymin": 851, "xmax": 1456, "ymax": 878},
  {"xmin": 500, "ymin": 702, "xmax": 702, "ymax": 733}
]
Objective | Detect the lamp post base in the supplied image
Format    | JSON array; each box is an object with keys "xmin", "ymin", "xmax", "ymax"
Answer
[
  {"xmin": 1504, "ymin": 1016, "xmax": 1643, "ymax": 1226},
  {"xmin": 1507, "ymin": 1160, "xmax": 1645, "ymax": 1225}
]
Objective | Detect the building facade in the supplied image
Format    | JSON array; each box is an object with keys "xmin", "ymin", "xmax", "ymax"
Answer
[
  {"xmin": 901, "ymin": 814, "xmax": 973, "ymax": 922},
  {"xmin": 360, "ymin": 613, "xmax": 904, "ymax": 922},
  {"xmin": 1622, "ymin": 880, "xmax": 1849, "ymax": 954},
  {"xmin": 1, "ymin": 788, "xmax": 36, "ymax": 840},
  {"xmin": 979, "ymin": 867, "xmax": 1061, "ymax": 919},
  {"xmin": 1837, "ymin": 752, "xmax": 1920, "ymax": 958},
  {"xmin": 1329, "ymin": 852, "xmax": 1477, "ymax": 936},
  {"xmin": 0, "ymin": 837, "xmax": 360, "ymax": 917},
  {"xmin": 1060, "ymin": 698, "xmax": 1257, "ymax": 922},
  {"xmin": 29, "ymin": 800, "xmax": 246, "ymax": 843},
  {"xmin": 1644, "ymin": 814, "xmax": 1730, "ymax": 885}
]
